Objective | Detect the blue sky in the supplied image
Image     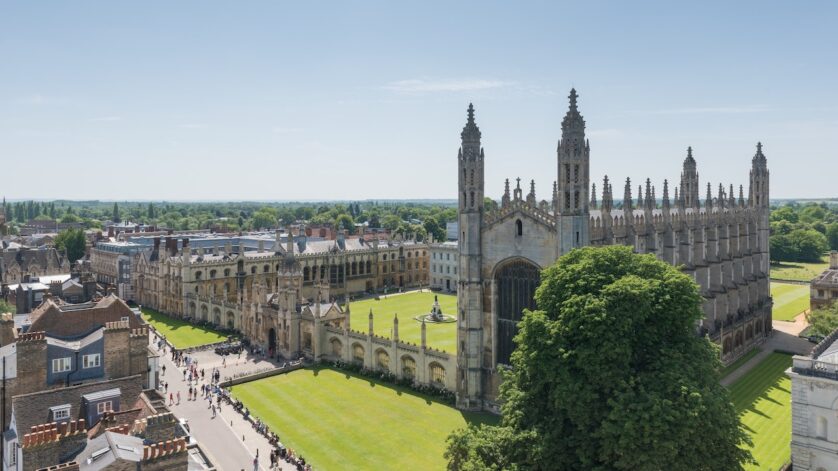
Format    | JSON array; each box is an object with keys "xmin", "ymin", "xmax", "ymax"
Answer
[{"xmin": 1, "ymin": 1, "xmax": 836, "ymax": 200}]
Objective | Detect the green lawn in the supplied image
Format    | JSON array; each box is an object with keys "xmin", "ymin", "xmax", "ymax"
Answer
[
  {"xmin": 771, "ymin": 282, "xmax": 810, "ymax": 321},
  {"xmin": 348, "ymin": 291, "xmax": 457, "ymax": 352},
  {"xmin": 721, "ymin": 347, "xmax": 761, "ymax": 379},
  {"xmin": 231, "ymin": 367, "xmax": 498, "ymax": 471},
  {"xmin": 728, "ymin": 352, "xmax": 792, "ymax": 471},
  {"xmin": 141, "ymin": 307, "xmax": 228, "ymax": 349},
  {"xmin": 770, "ymin": 260, "xmax": 828, "ymax": 282}
]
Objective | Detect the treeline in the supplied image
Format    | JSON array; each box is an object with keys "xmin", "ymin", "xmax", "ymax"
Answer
[
  {"xmin": 1, "ymin": 200, "xmax": 457, "ymax": 242},
  {"xmin": 769, "ymin": 202, "xmax": 838, "ymax": 262}
]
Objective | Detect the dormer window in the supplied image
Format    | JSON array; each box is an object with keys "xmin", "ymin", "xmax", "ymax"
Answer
[{"xmin": 50, "ymin": 404, "xmax": 71, "ymax": 422}]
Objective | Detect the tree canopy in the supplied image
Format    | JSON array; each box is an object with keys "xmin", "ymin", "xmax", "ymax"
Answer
[
  {"xmin": 54, "ymin": 228, "xmax": 87, "ymax": 263},
  {"xmin": 446, "ymin": 245, "xmax": 752, "ymax": 471},
  {"xmin": 806, "ymin": 302, "xmax": 838, "ymax": 337}
]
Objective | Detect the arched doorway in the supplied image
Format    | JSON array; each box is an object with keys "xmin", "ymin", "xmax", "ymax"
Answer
[
  {"xmin": 495, "ymin": 259, "xmax": 541, "ymax": 366},
  {"xmin": 268, "ymin": 328, "xmax": 277, "ymax": 357}
]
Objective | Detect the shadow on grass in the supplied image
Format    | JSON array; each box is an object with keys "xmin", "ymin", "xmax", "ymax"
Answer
[{"xmin": 311, "ymin": 365, "xmax": 496, "ymax": 425}]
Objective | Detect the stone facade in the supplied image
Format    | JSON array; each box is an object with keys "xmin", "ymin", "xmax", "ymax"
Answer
[
  {"xmin": 810, "ymin": 251, "xmax": 838, "ymax": 311},
  {"xmin": 429, "ymin": 241, "xmax": 458, "ymax": 292},
  {"xmin": 0, "ymin": 247, "xmax": 69, "ymax": 285},
  {"xmin": 456, "ymin": 90, "xmax": 772, "ymax": 410},
  {"xmin": 789, "ymin": 330, "xmax": 838, "ymax": 471},
  {"xmin": 132, "ymin": 233, "xmax": 429, "ymax": 329}
]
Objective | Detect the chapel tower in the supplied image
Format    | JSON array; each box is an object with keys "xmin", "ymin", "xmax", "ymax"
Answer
[
  {"xmin": 456, "ymin": 103, "xmax": 485, "ymax": 410},
  {"xmin": 680, "ymin": 147, "xmax": 700, "ymax": 209},
  {"xmin": 750, "ymin": 142, "xmax": 771, "ymax": 277},
  {"xmin": 556, "ymin": 89, "xmax": 590, "ymax": 254}
]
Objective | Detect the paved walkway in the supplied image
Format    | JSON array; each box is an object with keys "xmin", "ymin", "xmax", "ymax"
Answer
[
  {"xmin": 721, "ymin": 323, "xmax": 814, "ymax": 387},
  {"xmin": 152, "ymin": 339, "xmax": 297, "ymax": 471}
]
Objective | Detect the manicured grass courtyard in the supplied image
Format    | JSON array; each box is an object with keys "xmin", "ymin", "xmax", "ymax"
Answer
[
  {"xmin": 348, "ymin": 291, "xmax": 457, "ymax": 352},
  {"xmin": 230, "ymin": 367, "xmax": 498, "ymax": 471},
  {"xmin": 141, "ymin": 307, "xmax": 228, "ymax": 349},
  {"xmin": 728, "ymin": 352, "xmax": 792, "ymax": 471},
  {"xmin": 770, "ymin": 259, "xmax": 828, "ymax": 282},
  {"xmin": 771, "ymin": 282, "xmax": 810, "ymax": 321}
]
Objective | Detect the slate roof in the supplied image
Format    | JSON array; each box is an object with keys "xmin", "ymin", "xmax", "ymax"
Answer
[
  {"xmin": 28, "ymin": 295, "xmax": 145, "ymax": 338},
  {"xmin": 11, "ymin": 375, "xmax": 144, "ymax": 437}
]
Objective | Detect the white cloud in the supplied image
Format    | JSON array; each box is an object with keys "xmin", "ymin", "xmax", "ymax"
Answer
[
  {"xmin": 384, "ymin": 78, "xmax": 512, "ymax": 93},
  {"xmin": 89, "ymin": 116, "xmax": 122, "ymax": 122}
]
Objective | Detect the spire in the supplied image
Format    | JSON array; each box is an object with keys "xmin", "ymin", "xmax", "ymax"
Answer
[
  {"xmin": 752, "ymin": 141, "xmax": 767, "ymax": 166},
  {"xmin": 739, "ymin": 184, "xmax": 745, "ymax": 208},
  {"xmin": 601, "ymin": 176, "xmax": 612, "ymax": 212},
  {"xmin": 706, "ymin": 182, "xmax": 713, "ymax": 210},
  {"xmin": 460, "ymin": 103, "xmax": 481, "ymax": 143},
  {"xmin": 644, "ymin": 179, "xmax": 653, "ymax": 210},
  {"xmin": 623, "ymin": 177, "xmax": 633, "ymax": 210},
  {"xmin": 569, "ymin": 88, "xmax": 578, "ymax": 111},
  {"xmin": 552, "ymin": 181, "xmax": 558, "ymax": 201},
  {"xmin": 514, "ymin": 177, "xmax": 522, "ymax": 201},
  {"xmin": 561, "ymin": 88, "xmax": 585, "ymax": 135},
  {"xmin": 684, "ymin": 146, "xmax": 696, "ymax": 167},
  {"xmin": 662, "ymin": 179, "xmax": 670, "ymax": 209},
  {"xmin": 718, "ymin": 183, "xmax": 725, "ymax": 209},
  {"xmin": 729, "ymin": 184, "xmax": 736, "ymax": 207},
  {"xmin": 590, "ymin": 183, "xmax": 597, "ymax": 209},
  {"xmin": 527, "ymin": 179, "xmax": 536, "ymax": 205},
  {"xmin": 502, "ymin": 178, "xmax": 511, "ymax": 207},
  {"xmin": 637, "ymin": 185, "xmax": 643, "ymax": 209}
]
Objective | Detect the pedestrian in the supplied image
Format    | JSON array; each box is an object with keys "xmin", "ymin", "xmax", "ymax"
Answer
[
  {"xmin": 169, "ymin": 392, "xmax": 173, "ymax": 405},
  {"xmin": 177, "ymin": 391, "xmax": 181, "ymax": 404},
  {"xmin": 162, "ymin": 365, "xmax": 166, "ymax": 376}
]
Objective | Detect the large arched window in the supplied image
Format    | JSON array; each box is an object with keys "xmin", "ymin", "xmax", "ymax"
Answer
[
  {"xmin": 429, "ymin": 362, "xmax": 446, "ymax": 385},
  {"xmin": 495, "ymin": 259, "xmax": 540, "ymax": 366},
  {"xmin": 516, "ymin": 219, "xmax": 523, "ymax": 237}
]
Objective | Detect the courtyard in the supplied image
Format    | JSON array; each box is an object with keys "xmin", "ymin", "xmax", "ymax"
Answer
[
  {"xmin": 729, "ymin": 352, "xmax": 793, "ymax": 471},
  {"xmin": 771, "ymin": 282, "xmax": 810, "ymax": 321},
  {"xmin": 230, "ymin": 367, "xmax": 497, "ymax": 470},
  {"xmin": 348, "ymin": 291, "xmax": 457, "ymax": 352},
  {"xmin": 141, "ymin": 307, "xmax": 229, "ymax": 349}
]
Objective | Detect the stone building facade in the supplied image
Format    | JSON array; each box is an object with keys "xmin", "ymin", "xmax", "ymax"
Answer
[
  {"xmin": 456, "ymin": 91, "xmax": 772, "ymax": 410},
  {"xmin": 810, "ymin": 251, "xmax": 838, "ymax": 311},
  {"xmin": 429, "ymin": 241, "xmax": 458, "ymax": 292},
  {"xmin": 789, "ymin": 330, "xmax": 838, "ymax": 471},
  {"xmin": 132, "ymin": 233, "xmax": 429, "ymax": 327},
  {"xmin": 0, "ymin": 247, "xmax": 69, "ymax": 285}
]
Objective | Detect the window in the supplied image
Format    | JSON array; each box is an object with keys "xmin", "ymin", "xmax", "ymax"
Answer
[
  {"xmin": 818, "ymin": 289, "xmax": 825, "ymax": 298},
  {"xmin": 97, "ymin": 401, "xmax": 113, "ymax": 414},
  {"xmin": 83, "ymin": 354, "xmax": 101, "ymax": 369},
  {"xmin": 53, "ymin": 408, "xmax": 70, "ymax": 420},
  {"xmin": 8, "ymin": 442, "xmax": 16, "ymax": 466},
  {"xmin": 251, "ymin": 266, "xmax": 256, "ymax": 274},
  {"xmin": 516, "ymin": 219, "xmax": 523, "ymax": 236},
  {"xmin": 52, "ymin": 357, "xmax": 72, "ymax": 373}
]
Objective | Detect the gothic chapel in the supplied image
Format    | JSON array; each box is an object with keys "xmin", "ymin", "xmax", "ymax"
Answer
[{"xmin": 455, "ymin": 90, "xmax": 771, "ymax": 411}]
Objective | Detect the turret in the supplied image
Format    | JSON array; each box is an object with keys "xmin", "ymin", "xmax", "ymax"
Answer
[
  {"xmin": 601, "ymin": 176, "xmax": 613, "ymax": 213},
  {"xmin": 623, "ymin": 177, "xmax": 634, "ymax": 219},
  {"xmin": 749, "ymin": 142, "xmax": 769, "ymax": 208},
  {"xmin": 526, "ymin": 180, "xmax": 536, "ymax": 206},
  {"xmin": 556, "ymin": 88, "xmax": 591, "ymax": 254},
  {"xmin": 501, "ymin": 179, "xmax": 511, "ymax": 208},
  {"xmin": 706, "ymin": 182, "xmax": 713, "ymax": 211},
  {"xmin": 393, "ymin": 313, "xmax": 399, "ymax": 343},
  {"xmin": 681, "ymin": 146, "xmax": 700, "ymax": 209},
  {"xmin": 590, "ymin": 183, "xmax": 598, "ymax": 209}
]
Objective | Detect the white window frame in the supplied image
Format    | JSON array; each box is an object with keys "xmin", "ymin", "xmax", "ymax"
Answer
[
  {"xmin": 97, "ymin": 401, "xmax": 113, "ymax": 414},
  {"xmin": 53, "ymin": 407, "xmax": 70, "ymax": 420},
  {"xmin": 52, "ymin": 357, "xmax": 72, "ymax": 373},
  {"xmin": 82, "ymin": 353, "xmax": 101, "ymax": 369}
]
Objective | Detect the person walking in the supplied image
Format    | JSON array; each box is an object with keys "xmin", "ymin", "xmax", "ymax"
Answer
[
  {"xmin": 176, "ymin": 391, "xmax": 181, "ymax": 405},
  {"xmin": 161, "ymin": 364, "xmax": 166, "ymax": 376}
]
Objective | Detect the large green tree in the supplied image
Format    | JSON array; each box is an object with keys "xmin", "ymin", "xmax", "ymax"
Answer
[
  {"xmin": 54, "ymin": 228, "xmax": 87, "ymax": 263},
  {"xmin": 446, "ymin": 246, "xmax": 753, "ymax": 471}
]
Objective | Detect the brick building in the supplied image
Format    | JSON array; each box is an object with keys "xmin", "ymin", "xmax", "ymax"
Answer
[{"xmin": 0, "ymin": 296, "xmax": 161, "ymax": 470}]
